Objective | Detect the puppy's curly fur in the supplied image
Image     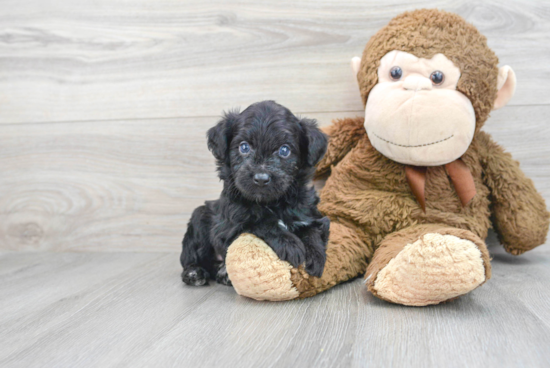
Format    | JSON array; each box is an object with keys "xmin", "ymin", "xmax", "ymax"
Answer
[{"xmin": 180, "ymin": 101, "xmax": 330, "ymax": 286}]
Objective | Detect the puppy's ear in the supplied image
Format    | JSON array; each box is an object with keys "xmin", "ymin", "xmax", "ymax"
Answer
[
  {"xmin": 298, "ymin": 118, "xmax": 328, "ymax": 167},
  {"xmin": 207, "ymin": 110, "xmax": 239, "ymax": 162}
]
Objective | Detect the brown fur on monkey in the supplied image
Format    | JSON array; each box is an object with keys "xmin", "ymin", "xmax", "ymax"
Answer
[{"xmin": 224, "ymin": 9, "xmax": 550, "ymax": 305}]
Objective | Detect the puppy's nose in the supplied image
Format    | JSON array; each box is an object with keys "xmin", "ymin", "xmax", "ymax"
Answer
[{"xmin": 253, "ymin": 173, "xmax": 271, "ymax": 187}]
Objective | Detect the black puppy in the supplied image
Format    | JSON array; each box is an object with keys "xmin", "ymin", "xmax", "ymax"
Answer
[{"xmin": 180, "ymin": 100, "xmax": 330, "ymax": 287}]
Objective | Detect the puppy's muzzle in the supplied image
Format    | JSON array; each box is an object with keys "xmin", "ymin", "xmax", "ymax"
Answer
[{"xmin": 253, "ymin": 173, "xmax": 271, "ymax": 187}]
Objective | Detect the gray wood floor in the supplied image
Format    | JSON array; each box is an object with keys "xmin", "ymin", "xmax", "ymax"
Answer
[
  {"xmin": 1, "ymin": 240, "xmax": 549, "ymax": 368},
  {"xmin": 1, "ymin": 1, "xmax": 550, "ymax": 367}
]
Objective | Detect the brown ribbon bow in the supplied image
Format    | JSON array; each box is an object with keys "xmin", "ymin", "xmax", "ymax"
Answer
[{"xmin": 404, "ymin": 159, "xmax": 476, "ymax": 212}]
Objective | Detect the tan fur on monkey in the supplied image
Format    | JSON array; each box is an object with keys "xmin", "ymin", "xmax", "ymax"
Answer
[{"xmin": 225, "ymin": 9, "xmax": 549, "ymax": 305}]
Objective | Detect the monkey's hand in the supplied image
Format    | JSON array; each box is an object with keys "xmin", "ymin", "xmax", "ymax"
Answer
[
  {"xmin": 478, "ymin": 131, "xmax": 549, "ymax": 254},
  {"xmin": 315, "ymin": 117, "xmax": 366, "ymax": 178}
]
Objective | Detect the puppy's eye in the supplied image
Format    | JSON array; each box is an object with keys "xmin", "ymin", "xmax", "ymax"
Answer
[
  {"xmin": 390, "ymin": 66, "xmax": 402, "ymax": 80},
  {"xmin": 430, "ymin": 71, "xmax": 445, "ymax": 85},
  {"xmin": 278, "ymin": 145, "xmax": 291, "ymax": 158},
  {"xmin": 239, "ymin": 142, "xmax": 250, "ymax": 154}
]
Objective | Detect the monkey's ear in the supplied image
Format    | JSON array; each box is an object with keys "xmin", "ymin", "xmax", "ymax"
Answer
[
  {"xmin": 299, "ymin": 118, "xmax": 328, "ymax": 167},
  {"xmin": 207, "ymin": 110, "xmax": 239, "ymax": 162},
  {"xmin": 351, "ymin": 56, "xmax": 361, "ymax": 76},
  {"xmin": 493, "ymin": 66, "xmax": 516, "ymax": 110}
]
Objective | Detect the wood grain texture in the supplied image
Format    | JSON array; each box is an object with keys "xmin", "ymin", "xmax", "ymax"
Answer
[
  {"xmin": 1, "ymin": 106, "xmax": 549, "ymax": 252},
  {"xmin": 0, "ymin": 249, "xmax": 549, "ymax": 368},
  {"xmin": 1, "ymin": 2, "xmax": 549, "ymax": 366},
  {"xmin": 0, "ymin": 0, "xmax": 549, "ymax": 124}
]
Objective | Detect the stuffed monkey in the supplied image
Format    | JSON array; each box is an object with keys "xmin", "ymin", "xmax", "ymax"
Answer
[{"xmin": 224, "ymin": 9, "xmax": 550, "ymax": 306}]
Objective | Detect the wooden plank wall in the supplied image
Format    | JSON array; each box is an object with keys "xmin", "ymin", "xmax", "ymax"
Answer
[{"xmin": 1, "ymin": 0, "xmax": 549, "ymax": 251}]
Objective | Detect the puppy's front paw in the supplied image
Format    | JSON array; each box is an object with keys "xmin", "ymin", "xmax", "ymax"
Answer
[
  {"xmin": 305, "ymin": 247, "xmax": 326, "ymax": 278},
  {"xmin": 272, "ymin": 232, "xmax": 306, "ymax": 268},
  {"xmin": 216, "ymin": 265, "xmax": 232, "ymax": 286},
  {"xmin": 301, "ymin": 218, "xmax": 329, "ymax": 277},
  {"xmin": 182, "ymin": 265, "xmax": 210, "ymax": 286},
  {"xmin": 318, "ymin": 217, "xmax": 330, "ymax": 243}
]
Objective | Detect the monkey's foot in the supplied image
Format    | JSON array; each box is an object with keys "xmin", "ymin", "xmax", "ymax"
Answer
[
  {"xmin": 226, "ymin": 234, "xmax": 299, "ymax": 301},
  {"xmin": 365, "ymin": 226, "xmax": 491, "ymax": 306},
  {"xmin": 227, "ymin": 221, "xmax": 371, "ymax": 301}
]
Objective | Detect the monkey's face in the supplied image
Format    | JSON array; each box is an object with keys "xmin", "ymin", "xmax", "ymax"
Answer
[{"xmin": 364, "ymin": 51, "xmax": 476, "ymax": 166}]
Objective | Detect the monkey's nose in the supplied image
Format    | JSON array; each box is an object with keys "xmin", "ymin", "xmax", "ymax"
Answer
[
  {"xmin": 403, "ymin": 76, "xmax": 432, "ymax": 91},
  {"xmin": 253, "ymin": 173, "xmax": 271, "ymax": 187}
]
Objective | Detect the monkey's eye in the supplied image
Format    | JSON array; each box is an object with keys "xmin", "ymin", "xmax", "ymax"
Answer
[
  {"xmin": 239, "ymin": 142, "xmax": 250, "ymax": 154},
  {"xmin": 278, "ymin": 145, "xmax": 291, "ymax": 158},
  {"xmin": 430, "ymin": 71, "xmax": 445, "ymax": 85},
  {"xmin": 390, "ymin": 66, "xmax": 402, "ymax": 80}
]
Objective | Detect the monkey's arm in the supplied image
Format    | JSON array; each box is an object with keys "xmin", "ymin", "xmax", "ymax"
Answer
[
  {"xmin": 477, "ymin": 131, "xmax": 550, "ymax": 254},
  {"xmin": 315, "ymin": 117, "xmax": 366, "ymax": 177}
]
